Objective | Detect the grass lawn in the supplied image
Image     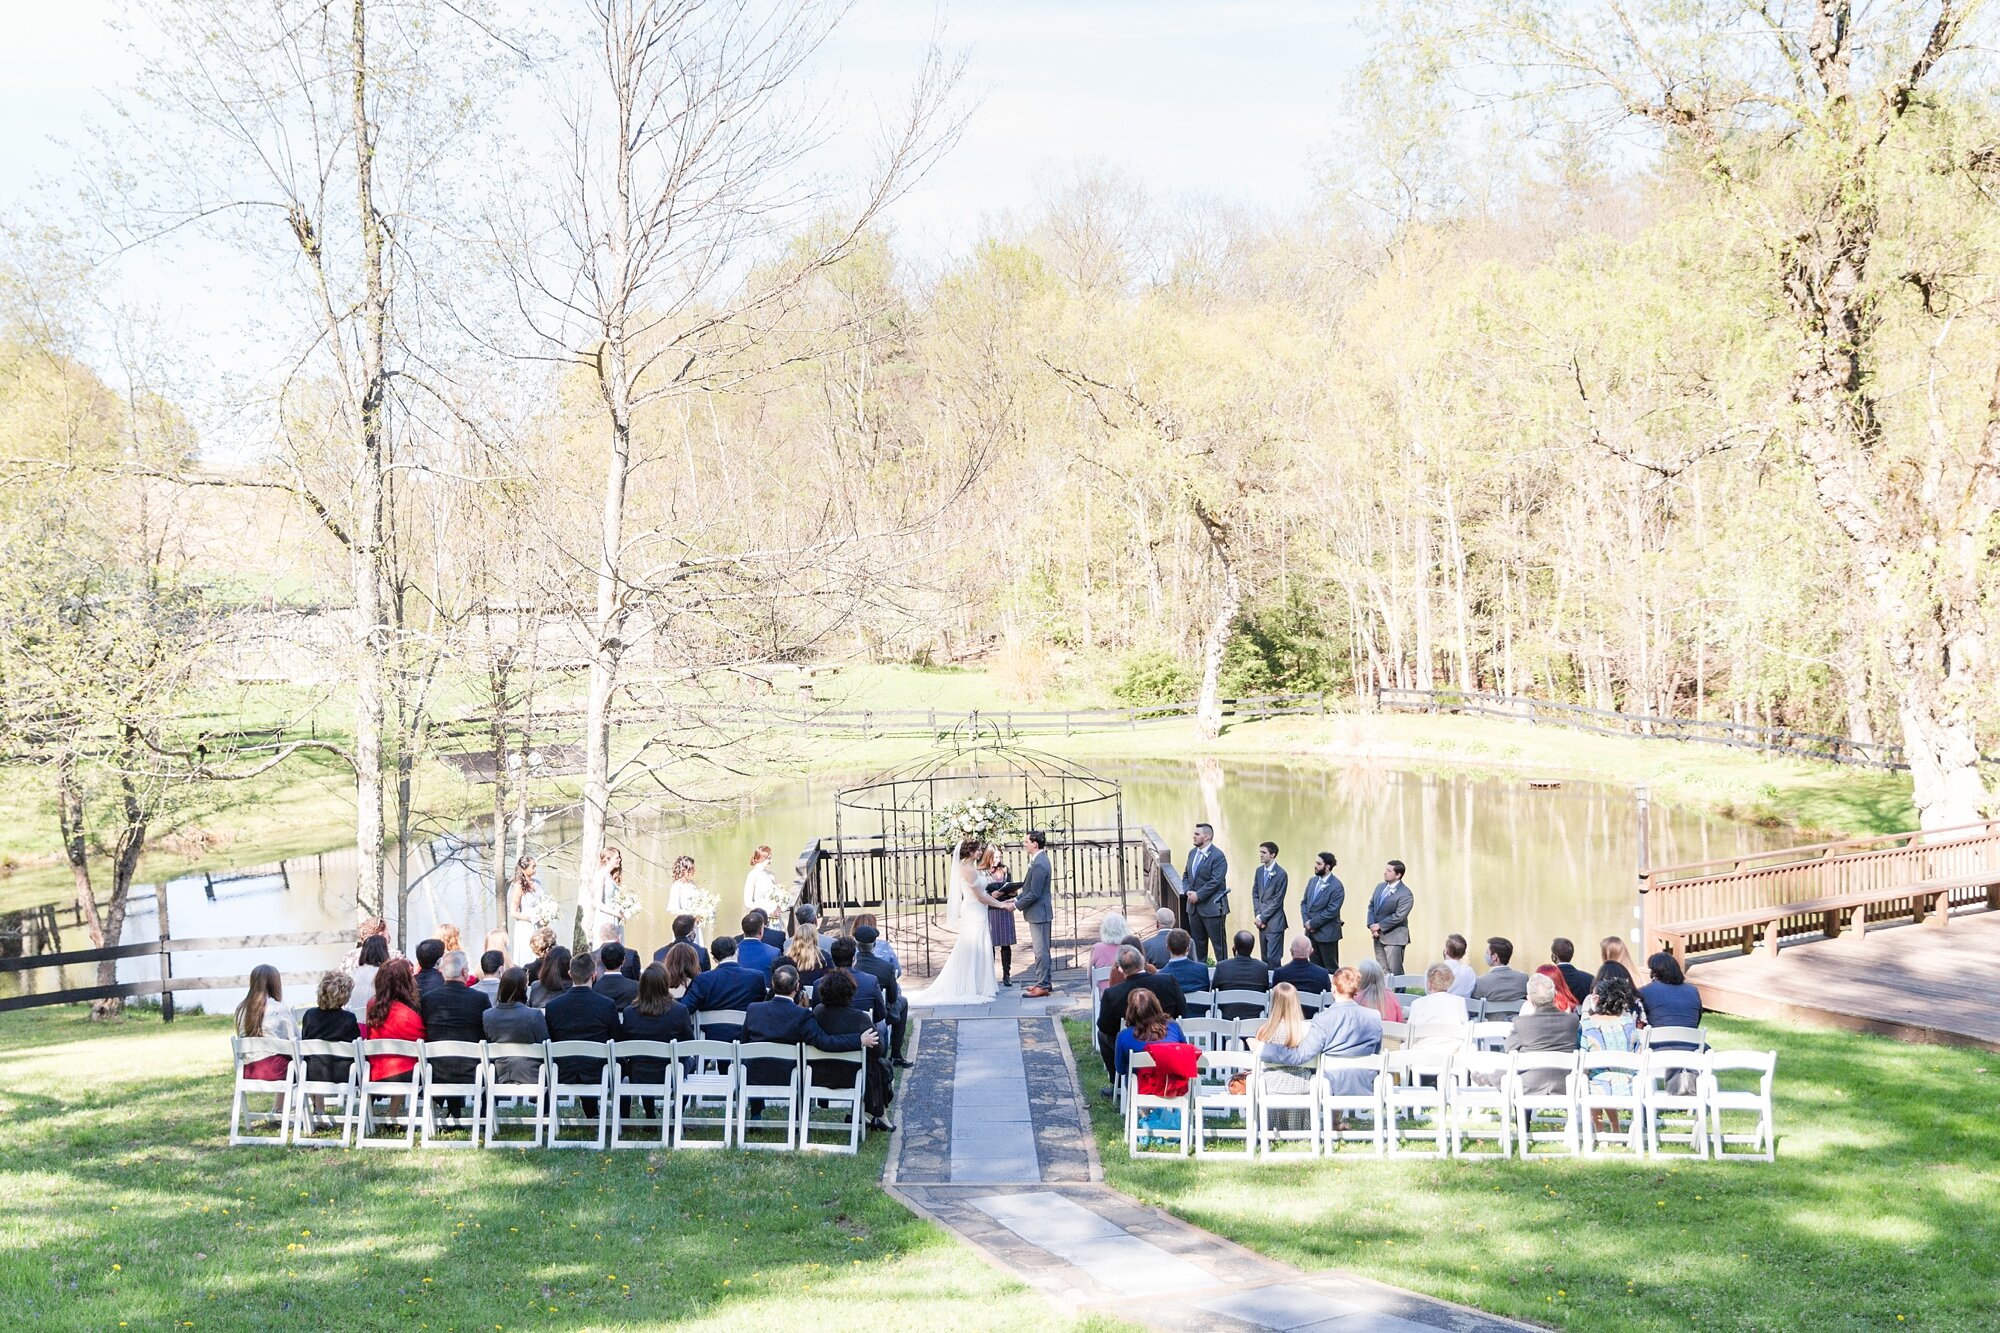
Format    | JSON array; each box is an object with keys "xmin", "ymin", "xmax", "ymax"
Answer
[
  {"xmin": 1064, "ymin": 1016, "xmax": 1997, "ymax": 1332},
  {"xmin": 0, "ymin": 1008, "xmax": 1108, "ymax": 1333}
]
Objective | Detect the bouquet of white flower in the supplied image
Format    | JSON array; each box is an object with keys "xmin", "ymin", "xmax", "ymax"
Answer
[
  {"xmin": 530, "ymin": 898, "xmax": 563, "ymax": 929},
  {"xmin": 933, "ymin": 793, "xmax": 1023, "ymax": 848},
  {"xmin": 685, "ymin": 886, "xmax": 720, "ymax": 927},
  {"xmin": 610, "ymin": 889, "xmax": 643, "ymax": 923}
]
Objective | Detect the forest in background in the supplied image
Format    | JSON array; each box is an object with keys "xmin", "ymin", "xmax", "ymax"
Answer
[{"xmin": 3, "ymin": 3, "xmax": 1999, "ymax": 992}]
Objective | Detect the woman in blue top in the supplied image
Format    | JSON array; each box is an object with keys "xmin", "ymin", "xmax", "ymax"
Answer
[
  {"xmin": 1113, "ymin": 987, "xmax": 1184, "ymax": 1078},
  {"xmin": 1638, "ymin": 952, "xmax": 1704, "ymax": 1047},
  {"xmin": 1580, "ymin": 974, "xmax": 1640, "ymax": 1138}
]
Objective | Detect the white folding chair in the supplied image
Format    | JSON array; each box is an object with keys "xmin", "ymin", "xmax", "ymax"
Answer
[
  {"xmin": 1705, "ymin": 1050, "xmax": 1777, "ymax": 1161},
  {"xmin": 1191, "ymin": 1049, "xmax": 1256, "ymax": 1156},
  {"xmin": 1252, "ymin": 1059, "xmax": 1320, "ymax": 1157},
  {"xmin": 1643, "ymin": 1051, "xmax": 1711, "ymax": 1158},
  {"xmin": 1510, "ymin": 1052, "xmax": 1581, "ymax": 1157},
  {"xmin": 1386, "ymin": 1049, "xmax": 1451, "ymax": 1156},
  {"xmin": 673, "ymin": 1039, "xmax": 738, "ymax": 1149},
  {"xmin": 356, "ymin": 1039, "xmax": 423, "ymax": 1148},
  {"xmin": 1124, "ymin": 1053, "xmax": 1192, "ymax": 1157},
  {"xmin": 1297, "ymin": 989, "xmax": 1326, "ymax": 1015},
  {"xmin": 290, "ymin": 1040, "xmax": 360, "ymax": 1149},
  {"xmin": 735, "ymin": 1043, "xmax": 803, "ymax": 1151},
  {"xmin": 800, "ymin": 1047, "xmax": 865, "ymax": 1154},
  {"xmin": 1448, "ymin": 1049, "xmax": 1512, "ymax": 1159},
  {"xmin": 609, "ymin": 1040, "xmax": 676, "ymax": 1149},
  {"xmin": 482, "ymin": 1041, "xmax": 553, "ymax": 1148},
  {"xmin": 1642, "ymin": 1026, "xmax": 1709, "ymax": 1053},
  {"xmin": 1408, "ymin": 1022, "xmax": 1471, "ymax": 1052},
  {"xmin": 1179, "ymin": 1018, "xmax": 1233, "ymax": 1053},
  {"xmin": 1215, "ymin": 989, "xmax": 1270, "ymax": 1020},
  {"xmin": 1388, "ymin": 973, "xmax": 1428, "ymax": 998},
  {"xmin": 1378, "ymin": 1020, "xmax": 1409, "ymax": 1051},
  {"xmin": 1182, "ymin": 990, "xmax": 1215, "ymax": 1019},
  {"xmin": 1319, "ymin": 1055, "xmax": 1388, "ymax": 1156},
  {"xmin": 1088, "ymin": 966, "xmax": 1113, "ymax": 1027},
  {"xmin": 417, "ymin": 1040, "xmax": 487, "ymax": 1148},
  {"xmin": 546, "ymin": 1040, "xmax": 613, "ymax": 1149},
  {"xmin": 1482, "ymin": 999, "xmax": 1524, "ymax": 1023},
  {"xmin": 1579, "ymin": 1052, "xmax": 1646, "ymax": 1156},
  {"xmin": 1471, "ymin": 1020, "xmax": 1514, "ymax": 1053},
  {"xmin": 229, "ymin": 1036, "xmax": 296, "ymax": 1146}
]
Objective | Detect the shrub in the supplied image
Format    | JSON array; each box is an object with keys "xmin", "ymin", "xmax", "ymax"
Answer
[{"xmin": 1112, "ymin": 648, "xmax": 1197, "ymax": 708}]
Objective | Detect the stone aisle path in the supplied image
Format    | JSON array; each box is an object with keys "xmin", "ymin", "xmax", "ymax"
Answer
[{"xmin": 886, "ymin": 999, "xmax": 1534, "ymax": 1333}]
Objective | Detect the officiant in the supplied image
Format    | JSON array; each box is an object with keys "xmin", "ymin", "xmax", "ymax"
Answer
[{"xmin": 979, "ymin": 844, "xmax": 1019, "ymax": 986}]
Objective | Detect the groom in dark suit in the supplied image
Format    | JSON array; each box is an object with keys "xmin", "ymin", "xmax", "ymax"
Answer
[
  {"xmin": 1181, "ymin": 823, "xmax": 1230, "ymax": 965},
  {"xmin": 1014, "ymin": 831, "xmax": 1055, "ymax": 997}
]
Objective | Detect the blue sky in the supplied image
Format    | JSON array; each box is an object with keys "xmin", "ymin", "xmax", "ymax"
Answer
[{"xmin": 1, "ymin": 0, "xmax": 1372, "ymax": 402}]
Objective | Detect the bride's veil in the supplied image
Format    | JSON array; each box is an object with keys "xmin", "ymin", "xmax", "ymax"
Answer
[{"xmin": 942, "ymin": 846, "xmax": 974, "ymax": 931}]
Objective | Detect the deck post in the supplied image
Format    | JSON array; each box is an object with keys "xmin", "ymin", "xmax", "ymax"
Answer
[{"xmin": 1634, "ymin": 784, "xmax": 1652, "ymax": 954}]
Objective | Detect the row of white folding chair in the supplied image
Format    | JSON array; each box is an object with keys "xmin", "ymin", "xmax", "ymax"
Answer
[
  {"xmin": 1123, "ymin": 1046, "xmax": 1775, "ymax": 1161},
  {"xmin": 229, "ymin": 1035, "xmax": 869, "ymax": 1154},
  {"xmin": 1182, "ymin": 989, "xmax": 1274, "ymax": 1019}
]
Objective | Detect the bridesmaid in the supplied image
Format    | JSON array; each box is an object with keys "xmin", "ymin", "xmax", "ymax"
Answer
[
  {"xmin": 979, "ymin": 843, "xmax": 1018, "ymax": 987},
  {"xmin": 665, "ymin": 855, "xmax": 704, "ymax": 945},
  {"xmin": 507, "ymin": 856, "xmax": 544, "ymax": 963},
  {"xmin": 582, "ymin": 847, "xmax": 625, "ymax": 944}
]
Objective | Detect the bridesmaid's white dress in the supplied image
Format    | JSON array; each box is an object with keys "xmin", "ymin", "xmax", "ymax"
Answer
[{"xmin": 907, "ymin": 861, "xmax": 997, "ymax": 1006}]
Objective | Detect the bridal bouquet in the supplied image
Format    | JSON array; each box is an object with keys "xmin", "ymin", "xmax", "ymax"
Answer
[
  {"xmin": 610, "ymin": 889, "xmax": 643, "ymax": 923},
  {"xmin": 934, "ymin": 793, "xmax": 1022, "ymax": 847}
]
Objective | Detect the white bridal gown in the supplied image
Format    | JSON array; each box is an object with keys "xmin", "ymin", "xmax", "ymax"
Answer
[{"xmin": 906, "ymin": 860, "xmax": 998, "ymax": 1006}]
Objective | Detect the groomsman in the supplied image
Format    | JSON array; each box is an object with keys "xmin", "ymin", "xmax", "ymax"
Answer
[
  {"xmin": 1250, "ymin": 841, "xmax": 1290, "ymax": 968},
  {"xmin": 1367, "ymin": 859, "xmax": 1415, "ymax": 977},
  {"xmin": 1300, "ymin": 851, "xmax": 1345, "ymax": 971},
  {"xmin": 1180, "ymin": 823, "xmax": 1230, "ymax": 965}
]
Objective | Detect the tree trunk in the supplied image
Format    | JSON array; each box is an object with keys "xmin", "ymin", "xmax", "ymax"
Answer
[
  {"xmin": 490, "ymin": 647, "xmax": 513, "ymax": 929},
  {"xmin": 90, "ymin": 735, "xmax": 150, "ymax": 1019},
  {"xmin": 349, "ymin": 0, "xmax": 388, "ymax": 920},
  {"xmin": 1191, "ymin": 500, "xmax": 1242, "ymax": 743},
  {"xmin": 59, "ymin": 749, "xmax": 104, "ymax": 951},
  {"xmin": 581, "ymin": 365, "xmax": 634, "ymax": 876}
]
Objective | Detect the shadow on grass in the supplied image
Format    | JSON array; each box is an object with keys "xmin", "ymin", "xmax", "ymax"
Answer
[
  {"xmin": 1063, "ymin": 1016, "xmax": 1999, "ymax": 1333},
  {"xmin": 0, "ymin": 1008, "xmax": 1061, "ymax": 1333}
]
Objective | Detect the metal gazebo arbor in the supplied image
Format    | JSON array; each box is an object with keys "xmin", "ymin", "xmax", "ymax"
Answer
[{"xmin": 805, "ymin": 719, "xmax": 1143, "ymax": 977}]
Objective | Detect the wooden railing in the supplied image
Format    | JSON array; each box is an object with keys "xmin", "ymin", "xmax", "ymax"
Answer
[
  {"xmin": 1640, "ymin": 819, "xmax": 2000, "ymax": 958},
  {"xmin": 0, "ymin": 928, "xmax": 355, "ymax": 1016}
]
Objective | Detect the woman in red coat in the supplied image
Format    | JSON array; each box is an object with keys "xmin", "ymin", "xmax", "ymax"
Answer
[{"xmin": 362, "ymin": 958, "xmax": 425, "ymax": 1082}]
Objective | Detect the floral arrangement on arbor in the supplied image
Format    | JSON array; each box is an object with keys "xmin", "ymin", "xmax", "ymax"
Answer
[{"xmin": 933, "ymin": 793, "xmax": 1022, "ymax": 848}]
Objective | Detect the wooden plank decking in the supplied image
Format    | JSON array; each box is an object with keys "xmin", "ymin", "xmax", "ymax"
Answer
[{"xmin": 1691, "ymin": 908, "xmax": 2000, "ymax": 1052}]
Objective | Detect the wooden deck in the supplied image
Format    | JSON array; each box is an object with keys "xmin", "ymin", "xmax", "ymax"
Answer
[{"xmin": 1692, "ymin": 907, "xmax": 2000, "ymax": 1052}]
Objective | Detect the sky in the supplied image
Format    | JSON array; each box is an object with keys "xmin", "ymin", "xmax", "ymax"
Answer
[{"xmin": 0, "ymin": 0, "xmax": 1374, "ymax": 419}]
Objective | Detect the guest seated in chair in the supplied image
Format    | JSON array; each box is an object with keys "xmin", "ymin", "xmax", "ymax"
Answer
[
  {"xmin": 419, "ymin": 950, "xmax": 492, "ymax": 1120},
  {"xmin": 1580, "ymin": 973, "xmax": 1641, "ymax": 1136},
  {"xmin": 828, "ymin": 936, "xmax": 886, "ymax": 1021},
  {"xmin": 1091, "ymin": 913, "xmax": 1128, "ymax": 988},
  {"xmin": 1273, "ymin": 935, "xmax": 1332, "ymax": 996},
  {"xmin": 653, "ymin": 914, "xmax": 711, "ymax": 972},
  {"xmin": 1532, "ymin": 964, "xmax": 1580, "ymax": 1013},
  {"xmin": 235, "ymin": 963, "xmax": 297, "ymax": 1087},
  {"xmin": 1141, "ymin": 908, "xmax": 1178, "ymax": 969},
  {"xmin": 742, "ymin": 965, "xmax": 878, "ymax": 1121},
  {"xmin": 661, "ymin": 942, "xmax": 702, "ymax": 1002},
  {"xmin": 616, "ymin": 963, "xmax": 693, "ymax": 1117},
  {"xmin": 1470, "ymin": 936, "xmax": 1529, "ymax": 1004},
  {"xmin": 528, "ymin": 946, "xmax": 571, "ymax": 1008},
  {"xmin": 1353, "ymin": 959, "xmax": 1403, "ymax": 1023},
  {"xmin": 542, "ymin": 952, "xmax": 620, "ymax": 1100},
  {"xmin": 1551, "ymin": 937, "xmax": 1596, "ymax": 1010},
  {"xmin": 592, "ymin": 941, "xmax": 640, "ymax": 1007},
  {"xmin": 1637, "ymin": 952, "xmax": 1703, "ymax": 1046},
  {"xmin": 735, "ymin": 911, "xmax": 785, "ymax": 975},
  {"xmin": 1253, "ymin": 971, "xmax": 1383, "ymax": 1107},
  {"xmin": 473, "ymin": 949, "xmax": 506, "ymax": 1001},
  {"xmin": 1096, "ymin": 945, "xmax": 1187, "ymax": 1087},
  {"xmin": 1211, "ymin": 930, "xmax": 1273, "ymax": 1016},
  {"xmin": 1113, "ymin": 987, "xmax": 1185, "ymax": 1080},
  {"xmin": 1406, "ymin": 962, "xmax": 1470, "ymax": 1029},
  {"xmin": 301, "ymin": 970, "xmax": 358, "ymax": 1126},
  {"xmin": 413, "ymin": 938, "xmax": 446, "ymax": 997},
  {"xmin": 481, "ymin": 966, "xmax": 550, "ymax": 1087},
  {"xmin": 807, "ymin": 970, "xmax": 894, "ymax": 1132},
  {"xmin": 1158, "ymin": 929, "xmax": 1210, "ymax": 999},
  {"xmin": 683, "ymin": 935, "xmax": 767, "ymax": 1038},
  {"xmin": 851, "ymin": 924, "xmax": 909, "ymax": 1068},
  {"xmin": 362, "ymin": 959, "xmax": 425, "ymax": 1084},
  {"xmin": 1506, "ymin": 972, "xmax": 1582, "ymax": 1093}
]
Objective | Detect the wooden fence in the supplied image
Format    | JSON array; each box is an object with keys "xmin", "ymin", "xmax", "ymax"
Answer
[
  {"xmin": 1374, "ymin": 687, "xmax": 1965, "ymax": 770},
  {"xmin": 0, "ymin": 928, "xmax": 352, "ymax": 1017},
  {"xmin": 1640, "ymin": 819, "xmax": 2000, "ymax": 959}
]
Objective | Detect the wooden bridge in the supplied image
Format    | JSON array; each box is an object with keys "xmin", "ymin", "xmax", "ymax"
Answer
[{"xmin": 1642, "ymin": 819, "xmax": 2000, "ymax": 1051}]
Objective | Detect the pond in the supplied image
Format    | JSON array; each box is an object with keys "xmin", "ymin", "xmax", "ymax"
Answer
[{"xmin": 26, "ymin": 758, "xmax": 1794, "ymax": 1013}]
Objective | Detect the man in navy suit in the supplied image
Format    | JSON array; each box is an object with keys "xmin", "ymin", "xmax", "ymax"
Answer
[
  {"xmin": 828, "ymin": 937, "xmax": 885, "ymax": 1021},
  {"xmin": 1159, "ymin": 929, "xmax": 1211, "ymax": 1003},
  {"xmin": 740, "ymin": 966, "xmax": 878, "ymax": 1122},
  {"xmin": 1273, "ymin": 935, "xmax": 1332, "ymax": 996},
  {"xmin": 850, "ymin": 925, "xmax": 909, "ymax": 1068},
  {"xmin": 683, "ymin": 935, "xmax": 767, "ymax": 1041},
  {"xmin": 735, "ymin": 912, "xmax": 784, "ymax": 975},
  {"xmin": 1250, "ymin": 841, "xmax": 1290, "ymax": 968},
  {"xmin": 543, "ymin": 952, "xmax": 621, "ymax": 1110},
  {"xmin": 419, "ymin": 950, "xmax": 491, "ymax": 1122},
  {"xmin": 652, "ymin": 914, "xmax": 710, "ymax": 972},
  {"xmin": 1300, "ymin": 852, "xmax": 1346, "ymax": 972},
  {"xmin": 756, "ymin": 909, "xmax": 786, "ymax": 951},
  {"xmin": 591, "ymin": 941, "xmax": 640, "ymax": 1006},
  {"xmin": 1180, "ymin": 823, "xmax": 1230, "ymax": 965}
]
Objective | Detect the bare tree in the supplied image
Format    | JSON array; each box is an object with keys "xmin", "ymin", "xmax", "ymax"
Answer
[{"xmin": 500, "ymin": 0, "xmax": 962, "ymax": 871}]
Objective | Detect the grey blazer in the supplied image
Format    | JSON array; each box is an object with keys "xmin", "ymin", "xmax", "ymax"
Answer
[
  {"xmin": 1251, "ymin": 863, "xmax": 1289, "ymax": 930},
  {"xmin": 1471, "ymin": 966, "xmax": 1529, "ymax": 1004},
  {"xmin": 1182, "ymin": 844, "xmax": 1230, "ymax": 919},
  {"xmin": 1302, "ymin": 872, "xmax": 1345, "ymax": 942},
  {"xmin": 481, "ymin": 1001, "xmax": 550, "ymax": 1086},
  {"xmin": 1366, "ymin": 881, "xmax": 1413, "ymax": 946},
  {"xmin": 1255, "ymin": 999, "xmax": 1384, "ymax": 1097},
  {"xmin": 1013, "ymin": 851, "xmax": 1054, "ymax": 925}
]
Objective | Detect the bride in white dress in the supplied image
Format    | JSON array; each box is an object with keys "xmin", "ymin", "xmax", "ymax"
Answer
[{"xmin": 907, "ymin": 838, "xmax": 1014, "ymax": 1006}]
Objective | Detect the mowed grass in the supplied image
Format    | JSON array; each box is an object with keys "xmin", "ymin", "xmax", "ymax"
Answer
[
  {"xmin": 1063, "ymin": 1016, "xmax": 1998, "ymax": 1331},
  {"xmin": 0, "ymin": 1009, "xmax": 1089, "ymax": 1333}
]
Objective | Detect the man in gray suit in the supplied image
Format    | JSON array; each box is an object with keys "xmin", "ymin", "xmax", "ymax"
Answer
[
  {"xmin": 1180, "ymin": 823, "xmax": 1230, "ymax": 965},
  {"xmin": 1470, "ymin": 936, "xmax": 1529, "ymax": 1005},
  {"xmin": 1014, "ymin": 831, "xmax": 1056, "ymax": 997},
  {"xmin": 1141, "ymin": 907, "xmax": 1177, "ymax": 969},
  {"xmin": 1300, "ymin": 851, "xmax": 1345, "ymax": 971},
  {"xmin": 1250, "ymin": 841, "xmax": 1290, "ymax": 969},
  {"xmin": 1366, "ymin": 859, "xmax": 1414, "ymax": 977}
]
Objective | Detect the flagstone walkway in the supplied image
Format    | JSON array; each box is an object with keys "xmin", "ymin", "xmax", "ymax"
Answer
[{"xmin": 887, "ymin": 990, "xmax": 1533, "ymax": 1333}]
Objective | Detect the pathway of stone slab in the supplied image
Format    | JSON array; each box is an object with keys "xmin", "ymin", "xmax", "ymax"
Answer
[{"xmin": 887, "ymin": 1001, "xmax": 1533, "ymax": 1333}]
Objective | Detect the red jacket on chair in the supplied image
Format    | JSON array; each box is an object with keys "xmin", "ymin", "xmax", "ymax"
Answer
[{"xmin": 1137, "ymin": 1041, "xmax": 1201, "ymax": 1098}]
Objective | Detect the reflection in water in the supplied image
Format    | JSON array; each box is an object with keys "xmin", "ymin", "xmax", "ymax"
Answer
[{"xmin": 56, "ymin": 760, "xmax": 1788, "ymax": 1011}]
